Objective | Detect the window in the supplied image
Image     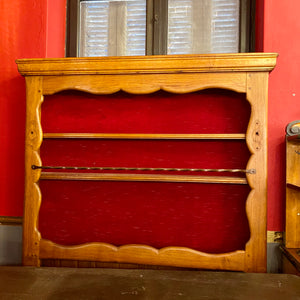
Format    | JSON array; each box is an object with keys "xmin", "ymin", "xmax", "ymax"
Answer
[{"xmin": 66, "ymin": 0, "xmax": 255, "ymax": 57}]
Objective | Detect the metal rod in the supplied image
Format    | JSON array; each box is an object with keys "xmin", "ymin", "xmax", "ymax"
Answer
[{"xmin": 32, "ymin": 165, "xmax": 255, "ymax": 174}]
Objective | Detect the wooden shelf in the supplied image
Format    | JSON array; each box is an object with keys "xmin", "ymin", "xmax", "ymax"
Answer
[
  {"xmin": 40, "ymin": 172, "xmax": 248, "ymax": 185},
  {"xmin": 287, "ymin": 182, "xmax": 300, "ymax": 191},
  {"xmin": 43, "ymin": 133, "xmax": 246, "ymax": 140}
]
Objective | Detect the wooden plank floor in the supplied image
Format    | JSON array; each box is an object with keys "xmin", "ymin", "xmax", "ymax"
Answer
[{"xmin": 0, "ymin": 267, "xmax": 299, "ymax": 300}]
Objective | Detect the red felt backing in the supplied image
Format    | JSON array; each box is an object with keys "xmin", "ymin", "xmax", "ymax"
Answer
[
  {"xmin": 39, "ymin": 181, "xmax": 250, "ymax": 254},
  {"xmin": 40, "ymin": 139, "xmax": 250, "ymax": 177},
  {"xmin": 42, "ymin": 90, "xmax": 250, "ymax": 133},
  {"xmin": 39, "ymin": 89, "xmax": 251, "ymax": 253}
]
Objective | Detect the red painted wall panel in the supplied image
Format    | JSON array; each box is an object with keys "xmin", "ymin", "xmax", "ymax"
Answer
[
  {"xmin": 0, "ymin": 0, "xmax": 47, "ymax": 216},
  {"xmin": 1, "ymin": 0, "xmax": 297, "ymax": 236},
  {"xmin": 262, "ymin": 0, "xmax": 300, "ymax": 231},
  {"xmin": 0, "ymin": 0, "xmax": 66, "ymax": 216},
  {"xmin": 46, "ymin": 0, "xmax": 67, "ymax": 58}
]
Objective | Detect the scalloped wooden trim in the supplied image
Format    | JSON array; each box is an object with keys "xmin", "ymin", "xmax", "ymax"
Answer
[
  {"xmin": 42, "ymin": 73, "xmax": 247, "ymax": 95},
  {"xmin": 39, "ymin": 239, "xmax": 245, "ymax": 271}
]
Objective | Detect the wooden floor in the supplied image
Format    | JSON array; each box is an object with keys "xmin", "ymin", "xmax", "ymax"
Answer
[{"xmin": 0, "ymin": 267, "xmax": 299, "ymax": 299}]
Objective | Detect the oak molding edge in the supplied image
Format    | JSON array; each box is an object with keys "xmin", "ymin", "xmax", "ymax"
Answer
[
  {"xmin": 0, "ymin": 216, "xmax": 23, "ymax": 226},
  {"xmin": 16, "ymin": 53, "xmax": 278, "ymax": 76}
]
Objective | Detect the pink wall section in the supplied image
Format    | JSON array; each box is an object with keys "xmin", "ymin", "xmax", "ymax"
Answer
[
  {"xmin": 0, "ymin": 0, "xmax": 298, "ymax": 233},
  {"xmin": 0, "ymin": 0, "xmax": 66, "ymax": 216},
  {"xmin": 0, "ymin": 0, "xmax": 47, "ymax": 216},
  {"xmin": 46, "ymin": 0, "xmax": 67, "ymax": 58},
  {"xmin": 262, "ymin": 0, "xmax": 300, "ymax": 231}
]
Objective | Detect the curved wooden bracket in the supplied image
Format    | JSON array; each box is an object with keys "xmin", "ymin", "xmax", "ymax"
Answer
[{"xmin": 286, "ymin": 120, "xmax": 300, "ymax": 136}]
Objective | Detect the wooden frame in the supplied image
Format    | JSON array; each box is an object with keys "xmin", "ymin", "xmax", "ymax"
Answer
[
  {"xmin": 16, "ymin": 53, "xmax": 277, "ymax": 272},
  {"xmin": 285, "ymin": 120, "xmax": 300, "ymax": 249},
  {"xmin": 282, "ymin": 121, "xmax": 300, "ymax": 274}
]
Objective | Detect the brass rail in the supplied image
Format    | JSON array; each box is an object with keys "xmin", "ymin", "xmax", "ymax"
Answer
[{"xmin": 32, "ymin": 165, "xmax": 255, "ymax": 174}]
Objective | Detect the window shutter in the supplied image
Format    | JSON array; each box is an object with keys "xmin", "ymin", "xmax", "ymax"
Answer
[
  {"xmin": 127, "ymin": 1, "xmax": 146, "ymax": 55},
  {"xmin": 79, "ymin": 1, "xmax": 109, "ymax": 57},
  {"xmin": 79, "ymin": 0, "xmax": 240, "ymax": 56},
  {"xmin": 79, "ymin": 0, "xmax": 146, "ymax": 57},
  {"xmin": 168, "ymin": 0, "xmax": 193, "ymax": 55},
  {"xmin": 211, "ymin": 0, "xmax": 240, "ymax": 53},
  {"xmin": 168, "ymin": 0, "xmax": 239, "ymax": 54}
]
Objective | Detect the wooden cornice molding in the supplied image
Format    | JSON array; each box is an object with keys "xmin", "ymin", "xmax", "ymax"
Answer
[
  {"xmin": 0, "ymin": 216, "xmax": 23, "ymax": 226},
  {"xmin": 16, "ymin": 53, "xmax": 278, "ymax": 76}
]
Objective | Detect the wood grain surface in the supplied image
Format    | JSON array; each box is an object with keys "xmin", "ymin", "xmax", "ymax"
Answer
[
  {"xmin": 0, "ymin": 266, "xmax": 299, "ymax": 300},
  {"xmin": 17, "ymin": 53, "xmax": 277, "ymax": 271}
]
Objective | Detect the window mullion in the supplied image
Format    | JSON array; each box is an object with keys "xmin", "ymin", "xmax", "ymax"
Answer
[
  {"xmin": 66, "ymin": 0, "xmax": 80, "ymax": 57},
  {"xmin": 146, "ymin": 0, "xmax": 154, "ymax": 55},
  {"xmin": 147, "ymin": 0, "xmax": 168, "ymax": 55}
]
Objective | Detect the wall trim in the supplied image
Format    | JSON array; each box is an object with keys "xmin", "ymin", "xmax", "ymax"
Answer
[
  {"xmin": 267, "ymin": 231, "xmax": 283, "ymax": 243},
  {"xmin": 0, "ymin": 216, "xmax": 23, "ymax": 226},
  {"xmin": 0, "ymin": 219, "xmax": 284, "ymax": 241}
]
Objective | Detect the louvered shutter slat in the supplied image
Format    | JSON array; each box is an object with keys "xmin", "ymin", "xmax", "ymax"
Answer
[
  {"xmin": 79, "ymin": 0, "xmax": 240, "ymax": 56},
  {"xmin": 211, "ymin": 0, "xmax": 239, "ymax": 53},
  {"xmin": 80, "ymin": 0, "xmax": 145, "ymax": 57}
]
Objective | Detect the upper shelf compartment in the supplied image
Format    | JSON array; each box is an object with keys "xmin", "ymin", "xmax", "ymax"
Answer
[{"xmin": 41, "ymin": 89, "xmax": 250, "ymax": 135}]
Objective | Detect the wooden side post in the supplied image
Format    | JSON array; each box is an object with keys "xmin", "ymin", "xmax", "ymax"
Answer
[
  {"xmin": 23, "ymin": 76, "xmax": 43, "ymax": 266},
  {"xmin": 245, "ymin": 72, "xmax": 269, "ymax": 272}
]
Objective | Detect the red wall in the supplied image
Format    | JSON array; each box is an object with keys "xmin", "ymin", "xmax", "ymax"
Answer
[
  {"xmin": 1, "ymin": 0, "xmax": 298, "ymax": 234},
  {"xmin": 0, "ymin": 0, "xmax": 66, "ymax": 216},
  {"xmin": 262, "ymin": 0, "xmax": 300, "ymax": 231},
  {"xmin": 46, "ymin": 0, "xmax": 67, "ymax": 58}
]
